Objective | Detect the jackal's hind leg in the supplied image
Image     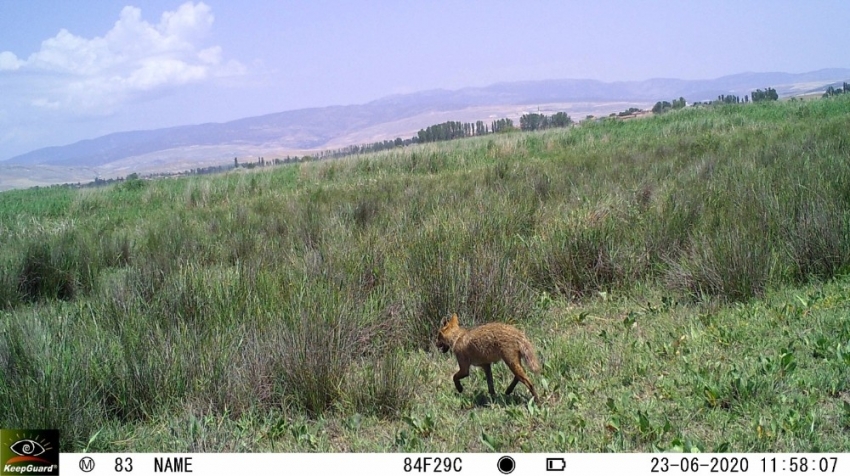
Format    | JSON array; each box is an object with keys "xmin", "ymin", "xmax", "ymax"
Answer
[
  {"xmin": 505, "ymin": 359, "xmax": 539, "ymax": 402},
  {"xmin": 506, "ymin": 376, "xmax": 520, "ymax": 395}
]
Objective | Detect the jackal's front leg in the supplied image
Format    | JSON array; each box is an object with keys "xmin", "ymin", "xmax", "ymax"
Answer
[
  {"xmin": 482, "ymin": 363, "xmax": 495, "ymax": 395},
  {"xmin": 453, "ymin": 363, "xmax": 470, "ymax": 393}
]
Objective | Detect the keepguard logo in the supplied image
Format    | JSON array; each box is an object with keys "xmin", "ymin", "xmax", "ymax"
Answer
[{"xmin": 0, "ymin": 430, "xmax": 59, "ymax": 476}]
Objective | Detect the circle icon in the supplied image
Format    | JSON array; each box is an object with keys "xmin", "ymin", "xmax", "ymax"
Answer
[
  {"xmin": 497, "ymin": 456, "xmax": 516, "ymax": 474},
  {"xmin": 79, "ymin": 456, "xmax": 95, "ymax": 473}
]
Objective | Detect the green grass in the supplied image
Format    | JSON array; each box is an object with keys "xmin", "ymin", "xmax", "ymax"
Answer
[{"xmin": 1, "ymin": 97, "xmax": 849, "ymax": 452}]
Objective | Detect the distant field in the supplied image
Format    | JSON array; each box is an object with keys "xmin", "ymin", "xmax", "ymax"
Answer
[
  {"xmin": 1, "ymin": 96, "xmax": 849, "ymax": 452},
  {"xmin": 0, "ymin": 164, "xmax": 101, "ymax": 192},
  {"xmin": 0, "ymin": 100, "xmax": 654, "ymax": 191}
]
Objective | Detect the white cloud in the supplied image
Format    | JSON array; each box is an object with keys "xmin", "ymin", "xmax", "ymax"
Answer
[
  {"xmin": 0, "ymin": 52, "xmax": 22, "ymax": 71},
  {"xmin": 158, "ymin": 2, "xmax": 213, "ymax": 42},
  {"xmin": 127, "ymin": 58, "xmax": 207, "ymax": 90},
  {"xmin": 198, "ymin": 46, "xmax": 222, "ymax": 65},
  {"xmin": 0, "ymin": 2, "xmax": 243, "ymax": 115}
]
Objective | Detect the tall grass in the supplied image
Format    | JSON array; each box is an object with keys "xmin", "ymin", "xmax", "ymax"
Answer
[{"xmin": 1, "ymin": 96, "xmax": 849, "ymax": 449}]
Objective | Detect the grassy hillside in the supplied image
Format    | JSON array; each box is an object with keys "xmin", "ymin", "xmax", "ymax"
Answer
[{"xmin": 1, "ymin": 97, "xmax": 849, "ymax": 452}]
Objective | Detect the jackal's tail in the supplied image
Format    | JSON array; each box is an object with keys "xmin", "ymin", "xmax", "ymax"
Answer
[{"xmin": 519, "ymin": 337, "xmax": 541, "ymax": 373}]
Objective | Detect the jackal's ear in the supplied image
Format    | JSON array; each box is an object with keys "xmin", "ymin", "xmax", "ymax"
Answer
[{"xmin": 449, "ymin": 313, "xmax": 459, "ymax": 325}]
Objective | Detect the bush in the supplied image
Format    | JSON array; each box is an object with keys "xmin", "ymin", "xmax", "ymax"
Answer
[
  {"xmin": 0, "ymin": 309, "xmax": 106, "ymax": 450},
  {"xmin": 527, "ymin": 210, "xmax": 624, "ymax": 299},
  {"xmin": 17, "ymin": 231, "xmax": 98, "ymax": 302},
  {"xmin": 667, "ymin": 225, "xmax": 774, "ymax": 302},
  {"xmin": 784, "ymin": 196, "xmax": 850, "ymax": 281}
]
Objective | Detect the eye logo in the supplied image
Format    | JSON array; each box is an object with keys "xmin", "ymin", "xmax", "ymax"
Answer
[
  {"xmin": 0, "ymin": 429, "xmax": 59, "ymax": 476},
  {"xmin": 10, "ymin": 439, "xmax": 47, "ymax": 458}
]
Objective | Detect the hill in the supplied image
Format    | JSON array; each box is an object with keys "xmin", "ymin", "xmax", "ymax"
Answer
[{"xmin": 4, "ymin": 68, "xmax": 848, "ymax": 183}]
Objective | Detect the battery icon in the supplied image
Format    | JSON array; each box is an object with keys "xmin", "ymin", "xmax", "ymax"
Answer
[{"xmin": 546, "ymin": 458, "xmax": 566, "ymax": 471}]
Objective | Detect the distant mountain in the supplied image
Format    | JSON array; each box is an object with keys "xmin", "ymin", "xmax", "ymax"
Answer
[{"xmin": 7, "ymin": 68, "xmax": 849, "ymax": 168}]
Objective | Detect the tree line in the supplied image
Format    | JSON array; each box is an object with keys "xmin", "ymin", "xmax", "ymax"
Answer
[
  {"xmin": 518, "ymin": 112, "xmax": 572, "ymax": 131},
  {"xmin": 321, "ymin": 112, "xmax": 573, "ymax": 153},
  {"xmin": 415, "ymin": 112, "xmax": 573, "ymax": 143},
  {"xmin": 823, "ymin": 82, "xmax": 849, "ymax": 98},
  {"xmin": 417, "ymin": 121, "xmax": 482, "ymax": 143},
  {"xmin": 654, "ymin": 86, "xmax": 787, "ymax": 112},
  {"xmin": 750, "ymin": 87, "xmax": 778, "ymax": 102},
  {"xmin": 652, "ymin": 97, "xmax": 687, "ymax": 113}
]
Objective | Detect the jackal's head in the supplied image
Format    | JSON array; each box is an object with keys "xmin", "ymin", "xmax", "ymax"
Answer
[{"xmin": 436, "ymin": 313, "xmax": 461, "ymax": 353}]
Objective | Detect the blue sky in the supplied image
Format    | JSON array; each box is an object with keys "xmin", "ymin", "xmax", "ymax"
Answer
[{"xmin": 1, "ymin": 1, "xmax": 848, "ymax": 160}]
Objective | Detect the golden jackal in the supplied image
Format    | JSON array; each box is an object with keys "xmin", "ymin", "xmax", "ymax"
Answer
[{"xmin": 436, "ymin": 313, "xmax": 541, "ymax": 402}]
